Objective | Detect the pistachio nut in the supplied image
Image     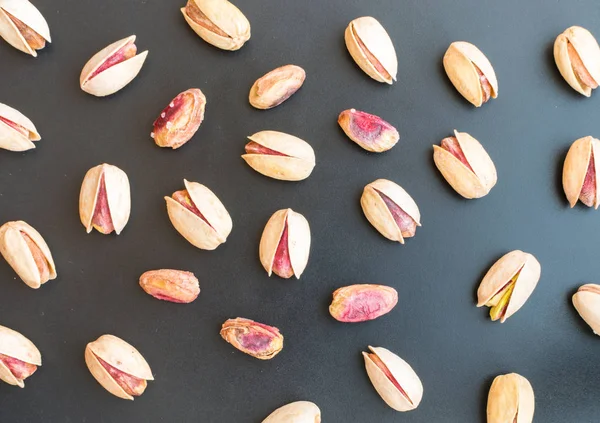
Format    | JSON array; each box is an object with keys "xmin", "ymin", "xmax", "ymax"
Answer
[
  {"xmin": 259, "ymin": 208, "xmax": 310, "ymax": 279},
  {"xmin": 433, "ymin": 130, "xmax": 497, "ymax": 199},
  {"xmin": 139, "ymin": 269, "xmax": 200, "ymax": 303},
  {"xmin": 572, "ymin": 284, "xmax": 600, "ymax": 335},
  {"xmin": 242, "ymin": 131, "xmax": 315, "ymax": 181},
  {"xmin": 0, "ymin": 221, "xmax": 56, "ymax": 289},
  {"xmin": 249, "ymin": 65, "xmax": 306, "ymax": 110},
  {"xmin": 363, "ymin": 346, "xmax": 423, "ymax": 412},
  {"xmin": 338, "ymin": 109, "xmax": 399, "ymax": 152},
  {"xmin": 0, "ymin": 325, "xmax": 41, "ymax": 388},
  {"xmin": 85, "ymin": 334, "xmax": 153, "ymax": 400},
  {"xmin": 220, "ymin": 318, "xmax": 283, "ymax": 360},
  {"xmin": 80, "ymin": 35, "xmax": 148, "ymax": 97},
  {"xmin": 361, "ymin": 179, "xmax": 421, "ymax": 244},
  {"xmin": 443, "ymin": 41, "xmax": 498, "ymax": 107},
  {"xmin": 329, "ymin": 284, "xmax": 398, "ymax": 323},
  {"xmin": 487, "ymin": 373, "xmax": 535, "ymax": 423},
  {"xmin": 181, "ymin": 0, "xmax": 250, "ymax": 51},
  {"xmin": 79, "ymin": 163, "xmax": 131, "ymax": 235},
  {"xmin": 477, "ymin": 250, "xmax": 541, "ymax": 323},
  {"xmin": 554, "ymin": 26, "xmax": 600, "ymax": 97},
  {"xmin": 165, "ymin": 179, "xmax": 232, "ymax": 250},
  {"xmin": 261, "ymin": 401, "xmax": 321, "ymax": 423},
  {"xmin": 562, "ymin": 136, "xmax": 600, "ymax": 208},
  {"xmin": 151, "ymin": 88, "xmax": 206, "ymax": 149},
  {"xmin": 0, "ymin": 0, "xmax": 50, "ymax": 57},
  {"xmin": 345, "ymin": 16, "xmax": 397, "ymax": 84},
  {"xmin": 0, "ymin": 102, "xmax": 40, "ymax": 151}
]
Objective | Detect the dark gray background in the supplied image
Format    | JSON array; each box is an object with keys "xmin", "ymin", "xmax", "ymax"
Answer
[{"xmin": 1, "ymin": 0, "xmax": 599, "ymax": 421}]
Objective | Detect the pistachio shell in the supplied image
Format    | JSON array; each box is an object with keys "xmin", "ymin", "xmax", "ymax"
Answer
[
  {"xmin": 0, "ymin": 0, "xmax": 50, "ymax": 57},
  {"xmin": 554, "ymin": 26, "xmax": 600, "ymax": 97},
  {"xmin": 562, "ymin": 136, "xmax": 600, "ymax": 208},
  {"xmin": 261, "ymin": 401, "xmax": 321, "ymax": 423},
  {"xmin": 487, "ymin": 373, "xmax": 535, "ymax": 423},
  {"xmin": 242, "ymin": 130, "xmax": 316, "ymax": 181},
  {"xmin": 0, "ymin": 325, "xmax": 41, "ymax": 387},
  {"xmin": 572, "ymin": 284, "xmax": 600, "ymax": 335},
  {"xmin": 249, "ymin": 65, "xmax": 306, "ymax": 109},
  {"xmin": 0, "ymin": 102, "xmax": 40, "ymax": 151}
]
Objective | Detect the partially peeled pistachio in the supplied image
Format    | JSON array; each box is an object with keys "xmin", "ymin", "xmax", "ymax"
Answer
[
  {"xmin": 572, "ymin": 284, "xmax": 600, "ymax": 335},
  {"xmin": 249, "ymin": 65, "xmax": 306, "ymax": 110},
  {"xmin": 0, "ymin": 221, "xmax": 56, "ymax": 289},
  {"xmin": 0, "ymin": 102, "xmax": 40, "ymax": 151},
  {"xmin": 0, "ymin": 0, "xmax": 50, "ymax": 57},
  {"xmin": 220, "ymin": 318, "xmax": 283, "ymax": 360},
  {"xmin": 338, "ymin": 109, "xmax": 399, "ymax": 153},
  {"xmin": 261, "ymin": 401, "xmax": 321, "ymax": 423},
  {"xmin": 487, "ymin": 373, "xmax": 535, "ymax": 423},
  {"xmin": 562, "ymin": 136, "xmax": 600, "ymax": 208},
  {"xmin": 80, "ymin": 35, "xmax": 148, "ymax": 97},
  {"xmin": 0, "ymin": 325, "xmax": 41, "ymax": 388},
  {"xmin": 554, "ymin": 26, "xmax": 600, "ymax": 97},
  {"xmin": 477, "ymin": 250, "xmax": 541, "ymax": 323},
  {"xmin": 363, "ymin": 346, "xmax": 423, "ymax": 412}
]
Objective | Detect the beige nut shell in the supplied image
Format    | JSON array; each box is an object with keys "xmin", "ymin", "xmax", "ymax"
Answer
[
  {"xmin": 0, "ymin": 102, "xmax": 40, "ymax": 151},
  {"xmin": 562, "ymin": 136, "xmax": 600, "ymax": 208},
  {"xmin": 487, "ymin": 373, "xmax": 535, "ymax": 423},
  {"xmin": 0, "ymin": 0, "xmax": 50, "ymax": 57},
  {"xmin": 554, "ymin": 26, "xmax": 600, "ymax": 97},
  {"xmin": 0, "ymin": 325, "xmax": 41, "ymax": 388},
  {"xmin": 572, "ymin": 284, "xmax": 600, "ymax": 335},
  {"xmin": 261, "ymin": 401, "xmax": 321, "ymax": 423}
]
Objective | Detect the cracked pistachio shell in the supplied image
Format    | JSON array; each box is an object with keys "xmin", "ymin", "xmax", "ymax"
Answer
[
  {"xmin": 242, "ymin": 130, "xmax": 315, "ymax": 181},
  {"xmin": 0, "ymin": 102, "xmax": 40, "ymax": 151},
  {"xmin": 443, "ymin": 41, "xmax": 498, "ymax": 107},
  {"xmin": 79, "ymin": 164, "xmax": 131, "ymax": 235},
  {"xmin": 572, "ymin": 284, "xmax": 600, "ymax": 335},
  {"xmin": 165, "ymin": 179, "xmax": 233, "ymax": 250},
  {"xmin": 0, "ymin": 325, "xmax": 41, "ymax": 387},
  {"xmin": 554, "ymin": 26, "xmax": 600, "ymax": 97},
  {"xmin": 363, "ymin": 346, "xmax": 423, "ymax": 412},
  {"xmin": 80, "ymin": 35, "xmax": 148, "ymax": 97},
  {"xmin": 261, "ymin": 401, "xmax": 321, "ymax": 423},
  {"xmin": 181, "ymin": 0, "xmax": 250, "ymax": 51},
  {"xmin": 487, "ymin": 373, "xmax": 535, "ymax": 423},
  {"xmin": 433, "ymin": 130, "xmax": 497, "ymax": 199},
  {"xmin": 562, "ymin": 136, "xmax": 600, "ymax": 208},
  {"xmin": 0, "ymin": 0, "xmax": 50, "ymax": 57},
  {"xmin": 477, "ymin": 250, "xmax": 541, "ymax": 323},
  {"xmin": 0, "ymin": 221, "xmax": 56, "ymax": 289},
  {"xmin": 85, "ymin": 334, "xmax": 153, "ymax": 400},
  {"xmin": 345, "ymin": 16, "xmax": 397, "ymax": 84}
]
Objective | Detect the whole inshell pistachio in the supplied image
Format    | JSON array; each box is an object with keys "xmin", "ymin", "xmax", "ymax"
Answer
[
  {"xmin": 80, "ymin": 35, "xmax": 148, "ymax": 97},
  {"xmin": 181, "ymin": 0, "xmax": 250, "ymax": 51},
  {"xmin": 338, "ymin": 109, "xmax": 399, "ymax": 153},
  {"xmin": 79, "ymin": 163, "xmax": 131, "ymax": 235},
  {"xmin": 165, "ymin": 179, "xmax": 232, "ymax": 250},
  {"xmin": 554, "ymin": 26, "xmax": 600, "ymax": 97},
  {"xmin": 0, "ymin": 325, "xmax": 41, "ymax": 388},
  {"xmin": 361, "ymin": 179, "xmax": 421, "ymax": 244},
  {"xmin": 477, "ymin": 250, "xmax": 541, "ymax": 323},
  {"xmin": 259, "ymin": 208, "xmax": 310, "ymax": 279},
  {"xmin": 0, "ymin": 221, "xmax": 56, "ymax": 289},
  {"xmin": 433, "ymin": 130, "xmax": 497, "ymax": 199},
  {"xmin": 0, "ymin": 0, "xmax": 50, "ymax": 57},
  {"xmin": 487, "ymin": 373, "xmax": 534, "ymax": 423},
  {"xmin": 562, "ymin": 136, "xmax": 600, "ymax": 208},
  {"xmin": 363, "ymin": 346, "xmax": 423, "ymax": 412},
  {"xmin": 249, "ymin": 65, "xmax": 306, "ymax": 110},
  {"xmin": 242, "ymin": 131, "xmax": 315, "ymax": 181},
  {"xmin": 139, "ymin": 269, "xmax": 200, "ymax": 303},
  {"xmin": 220, "ymin": 318, "xmax": 283, "ymax": 360},
  {"xmin": 572, "ymin": 284, "xmax": 600, "ymax": 335},
  {"xmin": 261, "ymin": 401, "xmax": 321, "ymax": 423},
  {"xmin": 85, "ymin": 334, "xmax": 153, "ymax": 400},
  {"xmin": 329, "ymin": 284, "xmax": 398, "ymax": 323},
  {"xmin": 345, "ymin": 16, "xmax": 397, "ymax": 84},
  {"xmin": 443, "ymin": 41, "xmax": 498, "ymax": 107},
  {"xmin": 0, "ymin": 102, "xmax": 40, "ymax": 152}
]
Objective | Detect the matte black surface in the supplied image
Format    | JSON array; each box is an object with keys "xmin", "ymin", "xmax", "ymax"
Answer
[{"xmin": 1, "ymin": 0, "xmax": 599, "ymax": 421}]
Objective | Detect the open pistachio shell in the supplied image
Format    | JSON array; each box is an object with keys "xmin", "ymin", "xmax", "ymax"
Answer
[
  {"xmin": 0, "ymin": 0, "xmax": 50, "ymax": 57},
  {"xmin": 572, "ymin": 284, "xmax": 600, "ymax": 335},
  {"xmin": 0, "ymin": 325, "xmax": 41, "ymax": 388},
  {"xmin": 261, "ymin": 401, "xmax": 321, "ymax": 423},
  {"xmin": 0, "ymin": 102, "xmax": 40, "ymax": 151},
  {"xmin": 562, "ymin": 136, "xmax": 600, "ymax": 208},
  {"xmin": 554, "ymin": 26, "xmax": 600, "ymax": 97},
  {"xmin": 487, "ymin": 373, "xmax": 535, "ymax": 423}
]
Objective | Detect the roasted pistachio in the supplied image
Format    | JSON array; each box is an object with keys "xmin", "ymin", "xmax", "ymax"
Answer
[
  {"xmin": 562, "ymin": 136, "xmax": 600, "ymax": 208},
  {"xmin": 338, "ymin": 109, "xmax": 399, "ymax": 152},
  {"xmin": 0, "ymin": 102, "xmax": 40, "ymax": 151},
  {"xmin": 249, "ymin": 65, "xmax": 305, "ymax": 109},
  {"xmin": 139, "ymin": 269, "xmax": 200, "ymax": 303},
  {"xmin": 572, "ymin": 284, "xmax": 600, "ymax": 335},
  {"xmin": 487, "ymin": 373, "xmax": 535, "ymax": 423},
  {"xmin": 0, "ymin": 0, "xmax": 51, "ymax": 57},
  {"xmin": 0, "ymin": 325, "xmax": 41, "ymax": 388},
  {"xmin": 329, "ymin": 284, "xmax": 398, "ymax": 322},
  {"xmin": 261, "ymin": 401, "xmax": 321, "ymax": 423},
  {"xmin": 220, "ymin": 318, "xmax": 283, "ymax": 360},
  {"xmin": 554, "ymin": 26, "xmax": 600, "ymax": 97}
]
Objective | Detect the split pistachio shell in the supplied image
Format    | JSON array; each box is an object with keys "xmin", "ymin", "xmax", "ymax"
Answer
[
  {"xmin": 249, "ymin": 65, "xmax": 306, "ymax": 109},
  {"xmin": 443, "ymin": 41, "xmax": 498, "ymax": 107},
  {"xmin": 0, "ymin": 0, "xmax": 50, "ymax": 57},
  {"xmin": 562, "ymin": 136, "xmax": 600, "ymax": 208},
  {"xmin": 487, "ymin": 373, "xmax": 535, "ymax": 423},
  {"xmin": 0, "ymin": 221, "xmax": 56, "ymax": 289},
  {"xmin": 361, "ymin": 179, "xmax": 421, "ymax": 244},
  {"xmin": 0, "ymin": 102, "xmax": 40, "ymax": 151},
  {"xmin": 165, "ymin": 179, "xmax": 232, "ymax": 250},
  {"xmin": 259, "ymin": 208, "xmax": 310, "ymax": 279},
  {"xmin": 80, "ymin": 35, "xmax": 148, "ymax": 97},
  {"xmin": 261, "ymin": 401, "xmax": 321, "ymax": 423},
  {"xmin": 363, "ymin": 346, "xmax": 423, "ymax": 412},
  {"xmin": 345, "ymin": 16, "xmax": 397, "ymax": 84},
  {"xmin": 79, "ymin": 164, "xmax": 131, "ymax": 235},
  {"xmin": 477, "ymin": 250, "xmax": 541, "ymax": 323},
  {"xmin": 433, "ymin": 130, "xmax": 497, "ymax": 199},
  {"xmin": 242, "ymin": 130, "xmax": 315, "ymax": 181},
  {"xmin": 85, "ymin": 334, "xmax": 153, "ymax": 400},
  {"xmin": 572, "ymin": 284, "xmax": 600, "ymax": 335},
  {"xmin": 0, "ymin": 325, "xmax": 41, "ymax": 388},
  {"xmin": 181, "ymin": 0, "xmax": 250, "ymax": 51},
  {"xmin": 554, "ymin": 26, "xmax": 600, "ymax": 97}
]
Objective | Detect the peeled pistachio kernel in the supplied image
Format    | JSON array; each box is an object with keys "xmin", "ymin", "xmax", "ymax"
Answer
[
  {"xmin": 0, "ymin": 325, "xmax": 41, "ymax": 388},
  {"xmin": 0, "ymin": 102, "xmax": 41, "ymax": 152},
  {"xmin": 338, "ymin": 109, "xmax": 399, "ymax": 152},
  {"xmin": 0, "ymin": 0, "xmax": 51, "ymax": 57},
  {"xmin": 487, "ymin": 373, "xmax": 535, "ymax": 423},
  {"xmin": 261, "ymin": 401, "xmax": 321, "ymax": 423},
  {"xmin": 554, "ymin": 26, "xmax": 600, "ymax": 97},
  {"xmin": 562, "ymin": 136, "xmax": 600, "ymax": 208},
  {"xmin": 329, "ymin": 284, "xmax": 398, "ymax": 322},
  {"xmin": 220, "ymin": 318, "xmax": 283, "ymax": 360},
  {"xmin": 249, "ymin": 65, "xmax": 306, "ymax": 110},
  {"xmin": 139, "ymin": 269, "xmax": 200, "ymax": 303},
  {"xmin": 572, "ymin": 284, "xmax": 600, "ymax": 335}
]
